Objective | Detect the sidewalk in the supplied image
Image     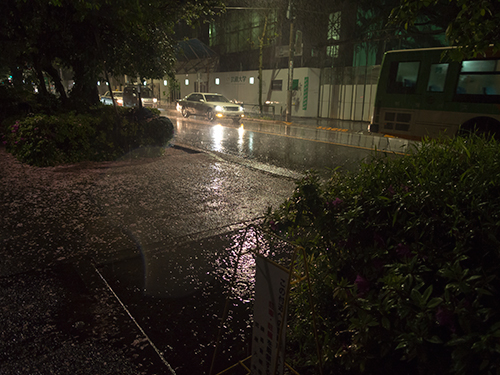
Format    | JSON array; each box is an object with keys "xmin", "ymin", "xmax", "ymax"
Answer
[{"xmin": 0, "ymin": 142, "xmax": 297, "ymax": 374}]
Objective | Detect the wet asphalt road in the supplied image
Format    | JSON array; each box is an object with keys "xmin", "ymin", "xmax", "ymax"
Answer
[{"xmin": 171, "ymin": 112, "xmax": 374, "ymax": 177}]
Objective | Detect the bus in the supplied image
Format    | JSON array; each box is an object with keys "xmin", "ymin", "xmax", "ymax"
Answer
[{"xmin": 368, "ymin": 47, "xmax": 500, "ymax": 140}]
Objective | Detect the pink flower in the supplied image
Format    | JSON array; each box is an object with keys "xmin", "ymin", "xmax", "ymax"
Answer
[
  {"xmin": 355, "ymin": 274, "xmax": 370, "ymax": 295},
  {"xmin": 388, "ymin": 185, "xmax": 395, "ymax": 197},
  {"xmin": 396, "ymin": 243, "xmax": 413, "ymax": 258},
  {"xmin": 436, "ymin": 307, "xmax": 456, "ymax": 332},
  {"xmin": 327, "ymin": 198, "xmax": 344, "ymax": 210},
  {"xmin": 269, "ymin": 220, "xmax": 278, "ymax": 231}
]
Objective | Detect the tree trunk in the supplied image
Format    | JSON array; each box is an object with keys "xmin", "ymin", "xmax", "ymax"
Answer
[
  {"xmin": 71, "ymin": 61, "xmax": 100, "ymax": 106},
  {"xmin": 43, "ymin": 64, "xmax": 68, "ymax": 104},
  {"xmin": 33, "ymin": 62, "xmax": 49, "ymax": 97}
]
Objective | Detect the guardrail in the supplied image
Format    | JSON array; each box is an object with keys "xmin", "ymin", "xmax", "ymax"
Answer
[{"xmin": 244, "ymin": 103, "xmax": 279, "ymax": 120}]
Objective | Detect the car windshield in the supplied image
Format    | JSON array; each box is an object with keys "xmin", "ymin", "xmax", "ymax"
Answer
[
  {"xmin": 141, "ymin": 88, "xmax": 154, "ymax": 98},
  {"xmin": 204, "ymin": 94, "xmax": 230, "ymax": 103}
]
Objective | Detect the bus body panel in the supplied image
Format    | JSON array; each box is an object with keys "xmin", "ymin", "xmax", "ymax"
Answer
[
  {"xmin": 378, "ymin": 107, "xmax": 500, "ymax": 140},
  {"xmin": 370, "ymin": 47, "xmax": 500, "ymax": 140}
]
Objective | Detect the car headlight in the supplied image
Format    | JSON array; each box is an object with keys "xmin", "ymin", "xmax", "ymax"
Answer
[
  {"xmin": 117, "ymin": 99, "xmax": 123, "ymax": 104},
  {"xmin": 153, "ymin": 98, "xmax": 157, "ymax": 103},
  {"xmin": 215, "ymin": 105, "xmax": 223, "ymax": 112},
  {"xmin": 239, "ymin": 106, "xmax": 244, "ymax": 111}
]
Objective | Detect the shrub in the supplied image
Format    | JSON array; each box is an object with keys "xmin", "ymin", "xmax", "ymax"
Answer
[
  {"xmin": 2, "ymin": 106, "xmax": 174, "ymax": 166},
  {"xmin": 264, "ymin": 136, "xmax": 500, "ymax": 375}
]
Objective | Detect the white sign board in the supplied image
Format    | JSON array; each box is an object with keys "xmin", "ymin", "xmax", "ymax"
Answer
[{"xmin": 251, "ymin": 255, "xmax": 289, "ymax": 375}]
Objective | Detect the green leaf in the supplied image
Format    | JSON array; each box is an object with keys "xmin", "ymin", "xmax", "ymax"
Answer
[
  {"xmin": 426, "ymin": 335, "xmax": 443, "ymax": 344},
  {"xmin": 427, "ymin": 297, "xmax": 443, "ymax": 309},
  {"xmin": 395, "ymin": 342, "xmax": 407, "ymax": 350},
  {"xmin": 422, "ymin": 285, "xmax": 433, "ymax": 304},
  {"xmin": 475, "ymin": 287, "xmax": 493, "ymax": 296},
  {"xmin": 411, "ymin": 288, "xmax": 423, "ymax": 306}
]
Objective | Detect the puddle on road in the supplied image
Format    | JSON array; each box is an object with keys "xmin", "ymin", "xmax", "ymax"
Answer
[{"xmin": 96, "ymin": 227, "xmax": 294, "ymax": 374}]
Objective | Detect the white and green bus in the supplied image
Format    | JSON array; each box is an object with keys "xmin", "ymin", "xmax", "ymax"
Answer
[{"xmin": 368, "ymin": 47, "xmax": 500, "ymax": 140}]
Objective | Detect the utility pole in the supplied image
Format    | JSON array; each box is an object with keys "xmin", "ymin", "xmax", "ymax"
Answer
[{"xmin": 286, "ymin": 0, "xmax": 295, "ymax": 122}]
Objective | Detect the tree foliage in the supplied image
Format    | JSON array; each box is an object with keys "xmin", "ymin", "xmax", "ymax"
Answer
[
  {"xmin": 390, "ymin": 0, "xmax": 500, "ymax": 59},
  {"xmin": 0, "ymin": 0, "xmax": 223, "ymax": 106}
]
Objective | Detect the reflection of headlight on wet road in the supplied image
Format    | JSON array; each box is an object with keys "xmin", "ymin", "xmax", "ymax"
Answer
[{"xmin": 212, "ymin": 124, "xmax": 223, "ymax": 152}]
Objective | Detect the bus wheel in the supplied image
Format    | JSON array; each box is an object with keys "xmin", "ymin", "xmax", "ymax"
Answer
[{"xmin": 459, "ymin": 117, "xmax": 500, "ymax": 139}]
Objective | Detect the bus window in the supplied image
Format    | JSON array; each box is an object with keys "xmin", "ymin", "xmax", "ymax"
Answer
[
  {"xmin": 461, "ymin": 60, "xmax": 500, "ymax": 72},
  {"xmin": 427, "ymin": 63, "xmax": 449, "ymax": 92},
  {"xmin": 388, "ymin": 61, "xmax": 420, "ymax": 94},
  {"xmin": 456, "ymin": 59, "xmax": 500, "ymax": 100}
]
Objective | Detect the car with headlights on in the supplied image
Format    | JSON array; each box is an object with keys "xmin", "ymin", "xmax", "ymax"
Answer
[
  {"xmin": 100, "ymin": 91, "xmax": 124, "ymax": 106},
  {"xmin": 177, "ymin": 92, "xmax": 244, "ymax": 123}
]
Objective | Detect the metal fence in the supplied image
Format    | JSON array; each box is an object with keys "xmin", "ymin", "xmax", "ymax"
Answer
[{"xmin": 319, "ymin": 65, "xmax": 381, "ymax": 122}]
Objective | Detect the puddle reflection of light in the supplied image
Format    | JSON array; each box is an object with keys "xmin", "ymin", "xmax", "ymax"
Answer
[
  {"xmin": 248, "ymin": 132, "xmax": 254, "ymax": 153},
  {"xmin": 237, "ymin": 124, "xmax": 245, "ymax": 153},
  {"xmin": 176, "ymin": 118, "xmax": 183, "ymax": 131},
  {"xmin": 212, "ymin": 124, "xmax": 223, "ymax": 152}
]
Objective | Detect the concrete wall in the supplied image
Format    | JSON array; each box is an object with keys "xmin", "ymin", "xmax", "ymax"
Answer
[{"xmin": 174, "ymin": 67, "xmax": 321, "ymax": 118}]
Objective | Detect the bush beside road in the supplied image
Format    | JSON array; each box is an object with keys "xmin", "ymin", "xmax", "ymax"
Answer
[{"xmin": 264, "ymin": 136, "xmax": 500, "ymax": 375}]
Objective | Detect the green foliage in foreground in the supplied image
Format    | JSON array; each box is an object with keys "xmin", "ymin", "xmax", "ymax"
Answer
[
  {"xmin": 2, "ymin": 106, "xmax": 174, "ymax": 167},
  {"xmin": 264, "ymin": 137, "xmax": 500, "ymax": 375}
]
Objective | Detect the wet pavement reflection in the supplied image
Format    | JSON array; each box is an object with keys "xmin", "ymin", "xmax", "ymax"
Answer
[
  {"xmin": 96, "ymin": 226, "xmax": 294, "ymax": 374},
  {"xmin": 173, "ymin": 117, "xmax": 371, "ymax": 177}
]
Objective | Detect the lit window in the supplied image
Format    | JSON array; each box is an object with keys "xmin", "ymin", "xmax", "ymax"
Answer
[
  {"xmin": 185, "ymin": 79, "xmax": 189, "ymax": 86},
  {"xmin": 327, "ymin": 11, "xmax": 341, "ymax": 58},
  {"xmin": 215, "ymin": 78, "xmax": 220, "ymax": 85},
  {"xmin": 164, "ymin": 80, "xmax": 167, "ymax": 86},
  {"xmin": 97, "ymin": 81, "xmax": 100, "ymax": 86},
  {"xmin": 249, "ymin": 77, "xmax": 255, "ymax": 84}
]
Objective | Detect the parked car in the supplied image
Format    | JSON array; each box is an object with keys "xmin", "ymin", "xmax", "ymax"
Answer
[
  {"xmin": 100, "ymin": 91, "xmax": 123, "ymax": 106},
  {"xmin": 123, "ymin": 86, "xmax": 158, "ymax": 108},
  {"xmin": 177, "ymin": 92, "xmax": 245, "ymax": 123}
]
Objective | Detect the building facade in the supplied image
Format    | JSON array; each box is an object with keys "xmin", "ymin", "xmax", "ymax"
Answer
[{"xmin": 169, "ymin": 1, "xmax": 447, "ymax": 121}]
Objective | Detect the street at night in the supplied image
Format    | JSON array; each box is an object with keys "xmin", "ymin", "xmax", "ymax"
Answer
[{"xmin": 3, "ymin": 0, "xmax": 500, "ymax": 373}]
